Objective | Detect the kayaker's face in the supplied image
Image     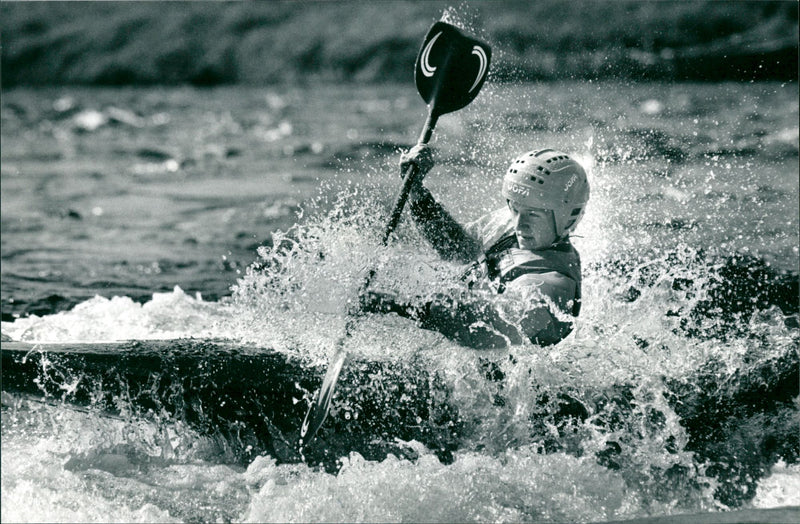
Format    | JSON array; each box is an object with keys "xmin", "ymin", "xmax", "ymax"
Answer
[{"xmin": 507, "ymin": 201, "xmax": 557, "ymax": 250}]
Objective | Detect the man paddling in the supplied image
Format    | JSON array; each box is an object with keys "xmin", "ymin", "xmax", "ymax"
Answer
[{"xmin": 360, "ymin": 145, "xmax": 590, "ymax": 349}]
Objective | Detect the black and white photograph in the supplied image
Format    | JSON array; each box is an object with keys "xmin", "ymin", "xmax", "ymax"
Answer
[{"xmin": 1, "ymin": 1, "xmax": 798, "ymax": 522}]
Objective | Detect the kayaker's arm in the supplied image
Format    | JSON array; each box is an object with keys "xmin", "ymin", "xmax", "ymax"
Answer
[
  {"xmin": 360, "ymin": 290, "xmax": 521, "ymax": 348},
  {"xmin": 401, "ymin": 145, "xmax": 482, "ymax": 264},
  {"xmin": 408, "ymin": 185, "xmax": 482, "ymax": 263},
  {"xmin": 361, "ymin": 271, "xmax": 578, "ymax": 349}
]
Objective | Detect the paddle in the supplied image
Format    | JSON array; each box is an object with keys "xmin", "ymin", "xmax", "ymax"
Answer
[{"xmin": 298, "ymin": 21, "xmax": 491, "ymax": 448}]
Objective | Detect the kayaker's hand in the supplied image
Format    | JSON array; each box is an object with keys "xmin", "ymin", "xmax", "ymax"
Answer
[
  {"xmin": 358, "ymin": 291, "xmax": 425, "ymax": 320},
  {"xmin": 399, "ymin": 144, "xmax": 434, "ymax": 184},
  {"xmin": 358, "ymin": 291, "xmax": 401, "ymax": 315}
]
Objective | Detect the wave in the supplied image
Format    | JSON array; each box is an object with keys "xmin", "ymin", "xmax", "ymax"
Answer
[{"xmin": 3, "ymin": 324, "xmax": 796, "ymax": 509}]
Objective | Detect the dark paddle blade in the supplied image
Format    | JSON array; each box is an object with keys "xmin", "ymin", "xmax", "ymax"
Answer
[{"xmin": 415, "ymin": 21, "xmax": 491, "ymax": 117}]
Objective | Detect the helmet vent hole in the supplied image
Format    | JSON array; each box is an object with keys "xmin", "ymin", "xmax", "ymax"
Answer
[
  {"xmin": 544, "ymin": 170, "xmax": 551, "ymax": 175},
  {"xmin": 537, "ymin": 166, "xmax": 544, "ymax": 171},
  {"xmin": 538, "ymin": 180, "xmax": 544, "ymax": 184},
  {"xmin": 571, "ymin": 208, "xmax": 582, "ymax": 216}
]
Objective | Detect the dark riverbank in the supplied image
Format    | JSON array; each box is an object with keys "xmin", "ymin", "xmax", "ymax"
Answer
[{"xmin": 2, "ymin": 1, "xmax": 797, "ymax": 87}]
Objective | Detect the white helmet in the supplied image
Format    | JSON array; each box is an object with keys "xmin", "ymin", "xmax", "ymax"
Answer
[{"xmin": 501, "ymin": 149, "xmax": 590, "ymax": 239}]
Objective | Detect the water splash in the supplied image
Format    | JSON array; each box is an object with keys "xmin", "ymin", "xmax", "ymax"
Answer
[
  {"xmin": 2, "ymin": 82, "xmax": 797, "ymax": 519},
  {"xmin": 240, "ymin": 447, "xmax": 653, "ymax": 523}
]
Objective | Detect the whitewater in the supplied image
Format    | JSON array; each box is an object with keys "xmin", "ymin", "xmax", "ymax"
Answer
[{"xmin": 2, "ymin": 81, "xmax": 798, "ymax": 522}]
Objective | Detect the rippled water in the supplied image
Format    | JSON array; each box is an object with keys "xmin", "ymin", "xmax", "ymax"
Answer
[{"xmin": 1, "ymin": 81, "xmax": 798, "ymax": 522}]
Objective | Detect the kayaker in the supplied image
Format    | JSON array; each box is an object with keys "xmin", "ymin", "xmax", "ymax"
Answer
[{"xmin": 360, "ymin": 145, "xmax": 590, "ymax": 349}]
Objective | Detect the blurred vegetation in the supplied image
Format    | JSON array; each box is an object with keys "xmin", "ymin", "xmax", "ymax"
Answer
[{"xmin": 1, "ymin": 0, "xmax": 797, "ymax": 86}]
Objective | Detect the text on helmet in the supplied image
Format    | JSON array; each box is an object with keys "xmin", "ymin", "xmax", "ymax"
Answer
[
  {"xmin": 506, "ymin": 182, "xmax": 530, "ymax": 197},
  {"xmin": 564, "ymin": 174, "xmax": 578, "ymax": 192}
]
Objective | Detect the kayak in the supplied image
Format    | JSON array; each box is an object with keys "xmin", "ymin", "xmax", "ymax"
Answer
[
  {"xmin": 1, "ymin": 339, "xmax": 462, "ymax": 469},
  {"xmin": 3, "ymin": 336, "xmax": 797, "ymax": 485}
]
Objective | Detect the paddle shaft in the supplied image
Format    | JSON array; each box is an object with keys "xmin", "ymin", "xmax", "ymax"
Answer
[
  {"xmin": 300, "ymin": 19, "xmax": 492, "ymax": 447},
  {"xmin": 355, "ymin": 110, "xmax": 440, "ymax": 302},
  {"xmin": 299, "ymin": 111, "xmax": 441, "ymax": 446}
]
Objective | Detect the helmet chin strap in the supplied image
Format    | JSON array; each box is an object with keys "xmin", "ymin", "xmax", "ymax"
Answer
[
  {"xmin": 548, "ymin": 210, "xmax": 563, "ymax": 244},
  {"xmin": 554, "ymin": 228, "xmax": 570, "ymax": 245}
]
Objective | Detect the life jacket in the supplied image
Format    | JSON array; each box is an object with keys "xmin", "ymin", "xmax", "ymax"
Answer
[{"xmin": 462, "ymin": 208, "xmax": 582, "ymax": 316}]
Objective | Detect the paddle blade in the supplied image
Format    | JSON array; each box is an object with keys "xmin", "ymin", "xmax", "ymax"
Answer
[
  {"xmin": 415, "ymin": 21, "xmax": 491, "ymax": 117},
  {"xmin": 298, "ymin": 346, "xmax": 348, "ymax": 447}
]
